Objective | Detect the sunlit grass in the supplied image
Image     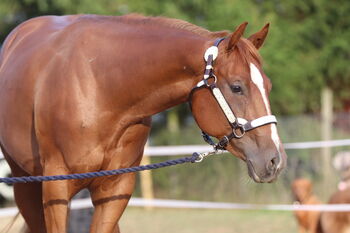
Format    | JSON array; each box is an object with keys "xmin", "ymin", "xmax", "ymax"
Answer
[{"xmin": 120, "ymin": 207, "xmax": 298, "ymax": 233}]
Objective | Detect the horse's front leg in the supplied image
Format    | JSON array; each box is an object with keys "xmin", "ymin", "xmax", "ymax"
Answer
[
  {"xmin": 42, "ymin": 179, "xmax": 71, "ymax": 233},
  {"xmin": 89, "ymin": 119, "xmax": 151, "ymax": 233},
  {"xmin": 41, "ymin": 151, "xmax": 82, "ymax": 233},
  {"xmin": 89, "ymin": 173, "xmax": 137, "ymax": 233}
]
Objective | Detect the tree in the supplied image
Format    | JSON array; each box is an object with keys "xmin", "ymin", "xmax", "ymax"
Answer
[
  {"xmin": 1, "ymin": 0, "xmax": 349, "ymax": 115},
  {"xmin": 256, "ymin": 0, "xmax": 350, "ymax": 113}
]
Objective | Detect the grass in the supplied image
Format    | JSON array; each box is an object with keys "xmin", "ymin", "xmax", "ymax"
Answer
[
  {"xmin": 120, "ymin": 207, "xmax": 298, "ymax": 233},
  {"xmin": 0, "ymin": 206, "xmax": 299, "ymax": 233}
]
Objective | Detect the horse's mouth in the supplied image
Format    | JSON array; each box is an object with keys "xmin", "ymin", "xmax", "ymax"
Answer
[
  {"xmin": 247, "ymin": 160, "xmax": 262, "ymax": 183},
  {"xmin": 247, "ymin": 160, "xmax": 279, "ymax": 183}
]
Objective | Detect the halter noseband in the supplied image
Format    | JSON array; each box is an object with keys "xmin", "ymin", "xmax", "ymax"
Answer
[{"xmin": 190, "ymin": 38, "xmax": 277, "ymax": 151}]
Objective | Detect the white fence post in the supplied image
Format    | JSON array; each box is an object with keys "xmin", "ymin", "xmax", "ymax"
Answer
[
  {"xmin": 140, "ymin": 142, "xmax": 154, "ymax": 209},
  {"xmin": 321, "ymin": 87, "xmax": 334, "ymax": 191}
]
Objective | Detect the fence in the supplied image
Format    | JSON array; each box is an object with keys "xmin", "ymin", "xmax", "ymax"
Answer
[
  {"xmin": 2, "ymin": 138, "xmax": 350, "ymax": 159},
  {"xmin": 1, "ymin": 138, "xmax": 350, "ymax": 219},
  {"xmin": 2, "ymin": 197, "xmax": 350, "ymax": 218}
]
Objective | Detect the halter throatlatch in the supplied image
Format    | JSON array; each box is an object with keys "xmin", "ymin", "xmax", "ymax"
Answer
[{"xmin": 191, "ymin": 38, "xmax": 277, "ymax": 152}]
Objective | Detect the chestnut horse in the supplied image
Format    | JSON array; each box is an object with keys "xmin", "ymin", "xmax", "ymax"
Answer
[
  {"xmin": 0, "ymin": 14, "xmax": 287, "ymax": 233},
  {"xmin": 292, "ymin": 178, "xmax": 322, "ymax": 233},
  {"xmin": 320, "ymin": 187, "xmax": 350, "ymax": 233}
]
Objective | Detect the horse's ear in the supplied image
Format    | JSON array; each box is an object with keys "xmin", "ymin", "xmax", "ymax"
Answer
[
  {"xmin": 227, "ymin": 22, "xmax": 248, "ymax": 51},
  {"xmin": 248, "ymin": 23, "xmax": 270, "ymax": 49}
]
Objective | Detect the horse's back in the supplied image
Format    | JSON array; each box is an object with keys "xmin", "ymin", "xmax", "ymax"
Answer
[{"xmin": 1, "ymin": 15, "xmax": 79, "ymax": 65}]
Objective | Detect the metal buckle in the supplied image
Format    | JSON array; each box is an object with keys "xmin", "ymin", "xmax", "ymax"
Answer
[
  {"xmin": 204, "ymin": 75, "xmax": 217, "ymax": 87},
  {"xmin": 194, "ymin": 149, "xmax": 223, "ymax": 163},
  {"xmin": 215, "ymin": 136, "xmax": 229, "ymax": 150},
  {"xmin": 232, "ymin": 123, "xmax": 245, "ymax": 139}
]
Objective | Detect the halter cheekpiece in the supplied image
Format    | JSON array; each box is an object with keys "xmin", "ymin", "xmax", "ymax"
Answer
[{"xmin": 190, "ymin": 38, "xmax": 278, "ymax": 151}]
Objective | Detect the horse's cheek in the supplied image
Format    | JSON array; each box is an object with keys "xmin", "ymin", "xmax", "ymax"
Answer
[{"xmin": 190, "ymin": 88, "xmax": 229, "ymax": 138}]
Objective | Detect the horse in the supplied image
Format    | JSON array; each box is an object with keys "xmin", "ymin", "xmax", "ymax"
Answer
[
  {"xmin": 0, "ymin": 14, "xmax": 287, "ymax": 233},
  {"xmin": 318, "ymin": 153, "xmax": 350, "ymax": 233},
  {"xmin": 319, "ymin": 187, "xmax": 350, "ymax": 233},
  {"xmin": 292, "ymin": 178, "xmax": 322, "ymax": 233}
]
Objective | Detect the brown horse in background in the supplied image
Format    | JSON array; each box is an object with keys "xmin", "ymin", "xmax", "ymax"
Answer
[
  {"xmin": 0, "ymin": 14, "xmax": 287, "ymax": 233},
  {"xmin": 320, "ymin": 188, "xmax": 350, "ymax": 233},
  {"xmin": 292, "ymin": 178, "xmax": 322, "ymax": 233},
  {"xmin": 292, "ymin": 179, "xmax": 350, "ymax": 233}
]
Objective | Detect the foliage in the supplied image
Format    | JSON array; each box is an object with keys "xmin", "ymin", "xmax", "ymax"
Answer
[
  {"xmin": 256, "ymin": 0, "xmax": 350, "ymax": 114},
  {"xmin": 1, "ymin": 0, "xmax": 349, "ymax": 115}
]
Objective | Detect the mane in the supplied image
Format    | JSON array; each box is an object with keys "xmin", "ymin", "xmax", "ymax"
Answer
[
  {"xmin": 236, "ymin": 38, "xmax": 262, "ymax": 65},
  {"xmin": 120, "ymin": 14, "xmax": 262, "ymax": 64},
  {"xmin": 121, "ymin": 14, "xmax": 230, "ymax": 39}
]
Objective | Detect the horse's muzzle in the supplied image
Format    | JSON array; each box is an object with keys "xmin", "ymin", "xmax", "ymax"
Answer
[{"xmin": 247, "ymin": 152, "xmax": 286, "ymax": 183}]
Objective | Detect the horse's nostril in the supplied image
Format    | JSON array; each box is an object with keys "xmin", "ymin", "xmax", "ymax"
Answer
[{"xmin": 267, "ymin": 156, "xmax": 278, "ymax": 172}]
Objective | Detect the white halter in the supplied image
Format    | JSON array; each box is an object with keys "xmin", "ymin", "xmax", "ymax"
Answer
[{"xmin": 191, "ymin": 38, "xmax": 277, "ymax": 150}]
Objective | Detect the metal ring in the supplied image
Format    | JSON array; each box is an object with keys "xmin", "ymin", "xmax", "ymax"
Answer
[
  {"xmin": 195, "ymin": 154, "xmax": 204, "ymax": 163},
  {"xmin": 216, "ymin": 136, "xmax": 229, "ymax": 149},
  {"xmin": 232, "ymin": 124, "xmax": 245, "ymax": 139},
  {"xmin": 204, "ymin": 75, "xmax": 217, "ymax": 87}
]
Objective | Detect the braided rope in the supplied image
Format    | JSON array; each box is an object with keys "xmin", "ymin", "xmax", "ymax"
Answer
[{"xmin": 0, "ymin": 153, "xmax": 200, "ymax": 184}]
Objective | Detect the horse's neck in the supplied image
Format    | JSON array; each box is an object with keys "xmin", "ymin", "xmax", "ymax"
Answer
[
  {"xmin": 298, "ymin": 193, "xmax": 313, "ymax": 203},
  {"xmin": 106, "ymin": 31, "xmax": 210, "ymax": 117}
]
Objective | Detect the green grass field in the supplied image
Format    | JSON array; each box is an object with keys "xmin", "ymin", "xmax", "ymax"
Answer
[
  {"xmin": 0, "ymin": 207, "xmax": 299, "ymax": 233},
  {"xmin": 120, "ymin": 207, "xmax": 298, "ymax": 233}
]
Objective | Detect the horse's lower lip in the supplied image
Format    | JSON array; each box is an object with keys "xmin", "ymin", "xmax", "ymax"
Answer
[
  {"xmin": 247, "ymin": 160, "xmax": 262, "ymax": 183},
  {"xmin": 247, "ymin": 160, "xmax": 280, "ymax": 183}
]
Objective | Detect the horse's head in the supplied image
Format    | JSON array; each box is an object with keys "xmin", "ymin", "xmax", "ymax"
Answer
[
  {"xmin": 191, "ymin": 22, "xmax": 287, "ymax": 183},
  {"xmin": 292, "ymin": 179, "xmax": 313, "ymax": 202}
]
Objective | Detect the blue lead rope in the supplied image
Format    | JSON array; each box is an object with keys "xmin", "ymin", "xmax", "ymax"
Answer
[{"xmin": 0, "ymin": 153, "xmax": 200, "ymax": 184}]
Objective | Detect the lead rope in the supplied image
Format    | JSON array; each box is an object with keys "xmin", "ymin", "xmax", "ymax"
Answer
[
  {"xmin": 0, "ymin": 152, "xmax": 213, "ymax": 184},
  {"xmin": 0, "ymin": 41, "xmax": 230, "ymax": 185}
]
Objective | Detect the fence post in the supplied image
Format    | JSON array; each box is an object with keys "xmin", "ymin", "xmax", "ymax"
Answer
[
  {"xmin": 140, "ymin": 142, "xmax": 154, "ymax": 209},
  {"xmin": 321, "ymin": 87, "xmax": 333, "ymax": 191},
  {"xmin": 167, "ymin": 108, "xmax": 180, "ymax": 133}
]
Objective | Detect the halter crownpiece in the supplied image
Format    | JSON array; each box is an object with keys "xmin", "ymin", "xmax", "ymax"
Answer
[{"xmin": 191, "ymin": 38, "xmax": 277, "ymax": 151}]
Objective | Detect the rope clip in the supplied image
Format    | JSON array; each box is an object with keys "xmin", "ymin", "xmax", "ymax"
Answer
[{"xmin": 194, "ymin": 148, "xmax": 223, "ymax": 163}]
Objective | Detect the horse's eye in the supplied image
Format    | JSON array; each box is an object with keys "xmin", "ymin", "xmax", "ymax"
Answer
[{"xmin": 230, "ymin": 85, "xmax": 243, "ymax": 94}]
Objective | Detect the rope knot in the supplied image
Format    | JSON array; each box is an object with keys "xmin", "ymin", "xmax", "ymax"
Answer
[{"xmin": 191, "ymin": 152, "xmax": 201, "ymax": 163}]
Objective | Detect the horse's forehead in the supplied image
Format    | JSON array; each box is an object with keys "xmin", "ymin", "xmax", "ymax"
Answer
[
  {"xmin": 224, "ymin": 55, "xmax": 263, "ymax": 83},
  {"xmin": 249, "ymin": 63, "xmax": 271, "ymax": 90},
  {"xmin": 249, "ymin": 63, "xmax": 271, "ymax": 114},
  {"xmin": 250, "ymin": 63, "xmax": 264, "ymax": 85}
]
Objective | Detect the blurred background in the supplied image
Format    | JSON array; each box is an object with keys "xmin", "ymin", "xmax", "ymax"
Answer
[{"xmin": 0, "ymin": 0, "xmax": 350, "ymax": 232}]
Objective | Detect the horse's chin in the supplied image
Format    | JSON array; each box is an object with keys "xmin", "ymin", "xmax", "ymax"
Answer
[
  {"xmin": 225, "ymin": 145, "xmax": 263, "ymax": 183},
  {"xmin": 225, "ymin": 145, "xmax": 280, "ymax": 183},
  {"xmin": 246, "ymin": 160, "xmax": 280, "ymax": 183}
]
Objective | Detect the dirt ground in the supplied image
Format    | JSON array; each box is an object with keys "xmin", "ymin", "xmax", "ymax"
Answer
[
  {"xmin": 120, "ymin": 208, "xmax": 298, "ymax": 233},
  {"xmin": 0, "ymin": 215, "xmax": 26, "ymax": 233}
]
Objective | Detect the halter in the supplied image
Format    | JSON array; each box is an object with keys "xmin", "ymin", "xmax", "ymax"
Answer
[{"xmin": 190, "ymin": 38, "xmax": 278, "ymax": 151}]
